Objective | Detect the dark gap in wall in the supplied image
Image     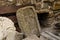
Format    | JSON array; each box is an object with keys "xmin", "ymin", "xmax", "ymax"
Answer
[
  {"xmin": 0, "ymin": 12, "xmax": 16, "ymax": 17},
  {"xmin": 14, "ymin": 23, "xmax": 21, "ymax": 32},
  {"xmin": 37, "ymin": 12, "xmax": 49, "ymax": 28}
]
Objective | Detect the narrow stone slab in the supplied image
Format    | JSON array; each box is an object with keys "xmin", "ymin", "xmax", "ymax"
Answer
[{"xmin": 16, "ymin": 6, "xmax": 41, "ymax": 36}]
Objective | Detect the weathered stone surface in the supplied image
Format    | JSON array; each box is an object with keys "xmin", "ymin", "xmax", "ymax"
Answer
[
  {"xmin": 40, "ymin": 36, "xmax": 48, "ymax": 40},
  {"xmin": 16, "ymin": 0, "xmax": 31, "ymax": 6},
  {"xmin": 22, "ymin": 35, "xmax": 40, "ymax": 40},
  {"xmin": 36, "ymin": 0, "xmax": 41, "ymax": 3},
  {"xmin": 6, "ymin": 31, "xmax": 16, "ymax": 40},
  {"xmin": 35, "ymin": 2, "xmax": 41, "ymax": 12},
  {"xmin": 39, "ymin": 12, "xmax": 60, "ymax": 36},
  {"xmin": 14, "ymin": 32, "xmax": 23, "ymax": 40},
  {"xmin": 31, "ymin": 0, "xmax": 41, "ymax": 4},
  {"xmin": 22, "ymin": 0, "xmax": 31, "ymax": 5},
  {"xmin": 53, "ymin": 13, "xmax": 60, "ymax": 34},
  {"xmin": 6, "ymin": 31, "xmax": 23, "ymax": 40},
  {"xmin": 53, "ymin": 1, "xmax": 60, "ymax": 10},
  {"xmin": 0, "ymin": 0, "xmax": 16, "ymax": 6},
  {"xmin": 31, "ymin": 0, "xmax": 36, "ymax": 4},
  {"xmin": 40, "ymin": 31, "xmax": 60, "ymax": 40},
  {"xmin": 16, "ymin": 6, "xmax": 41, "ymax": 36},
  {"xmin": 0, "ymin": 17, "xmax": 23, "ymax": 40},
  {"xmin": 0, "ymin": 17, "xmax": 16, "ymax": 40},
  {"xmin": 42, "ymin": 0, "xmax": 54, "ymax": 2},
  {"xmin": 0, "ymin": 1, "xmax": 7, "ymax": 6},
  {"xmin": 16, "ymin": 0, "xmax": 23, "ymax": 6}
]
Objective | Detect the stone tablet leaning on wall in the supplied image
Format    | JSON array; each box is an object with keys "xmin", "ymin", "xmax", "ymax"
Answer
[{"xmin": 16, "ymin": 6, "xmax": 41, "ymax": 37}]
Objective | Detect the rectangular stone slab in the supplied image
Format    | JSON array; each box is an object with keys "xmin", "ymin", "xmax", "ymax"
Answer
[{"xmin": 16, "ymin": 6, "xmax": 41, "ymax": 36}]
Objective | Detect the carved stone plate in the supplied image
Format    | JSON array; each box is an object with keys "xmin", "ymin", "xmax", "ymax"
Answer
[{"xmin": 16, "ymin": 6, "xmax": 41, "ymax": 36}]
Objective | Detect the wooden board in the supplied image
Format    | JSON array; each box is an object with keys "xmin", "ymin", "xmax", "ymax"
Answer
[{"xmin": 0, "ymin": 5, "xmax": 20, "ymax": 14}]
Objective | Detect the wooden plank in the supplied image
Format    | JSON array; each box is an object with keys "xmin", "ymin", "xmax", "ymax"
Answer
[{"xmin": 0, "ymin": 5, "xmax": 20, "ymax": 14}]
